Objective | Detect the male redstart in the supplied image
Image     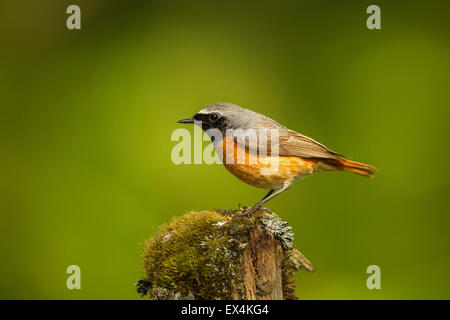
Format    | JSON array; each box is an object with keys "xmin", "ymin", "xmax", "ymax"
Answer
[{"xmin": 178, "ymin": 102, "xmax": 376, "ymax": 214}]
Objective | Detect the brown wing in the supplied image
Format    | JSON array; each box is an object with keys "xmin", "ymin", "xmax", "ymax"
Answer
[
  {"xmin": 231, "ymin": 113, "xmax": 346, "ymax": 160},
  {"xmin": 278, "ymin": 129, "xmax": 347, "ymax": 159},
  {"xmin": 232, "ymin": 127, "xmax": 346, "ymax": 160}
]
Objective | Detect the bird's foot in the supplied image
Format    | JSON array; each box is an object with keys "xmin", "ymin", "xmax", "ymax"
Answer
[
  {"xmin": 231, "ymin": 206, "xmax": 245, "ymax": 214},
  {"xmin": 233, "ymin": 205, "xmax": 262, "ymax": 218},
  {"xmin": 233, "ymin": 206, "xmax": 251, "ymax": 218}
]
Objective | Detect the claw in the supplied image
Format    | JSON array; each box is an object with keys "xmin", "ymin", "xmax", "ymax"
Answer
[
  {"xmin": 232, "ymin": 205, "xmax": 271, "ymax": 218},
  {"xmin": 233, "ymin": 212, "xmax": 249, "ymax": 218},
  {"xmin": 233, "ymin": 206, "xmax": 252, "ymax": 218},
  {"xmin": 243, "ymin": 205, "xmax": 261, "ymax": 216}
]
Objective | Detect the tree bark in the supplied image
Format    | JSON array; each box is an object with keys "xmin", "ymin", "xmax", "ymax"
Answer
[{"xmin": 232, "ymin": 222, "xmax": 284, "ymax": 299}]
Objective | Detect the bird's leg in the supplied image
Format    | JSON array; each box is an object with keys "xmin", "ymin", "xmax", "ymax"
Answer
[
  {"xmin": 233, "ymin": 190, "xmax": 274, "ymax": 217},
  {"xmin": 261, "ymin": 189, "xmax": 275, "ymax": 201},
  {"xmin": 256, "ymin": 190, "xmax": 276, "ymax": 213},
  {"xmin": 245, "ymin": 180, "xmax": 293, "ymax": 215}
]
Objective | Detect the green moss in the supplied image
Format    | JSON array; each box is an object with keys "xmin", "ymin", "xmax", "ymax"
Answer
[
  {"xmin": 141, "ymin": 210, "xmax": 252, "ymax": 300},
  {"xmin": 139, "ymin": 209, "xmax": 313, "ymax": 300}
]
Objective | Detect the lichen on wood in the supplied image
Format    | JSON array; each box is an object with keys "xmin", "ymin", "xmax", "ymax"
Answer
[{"xmin": 137, "ymin": 209, "xmax": 314, "ymax": 300}]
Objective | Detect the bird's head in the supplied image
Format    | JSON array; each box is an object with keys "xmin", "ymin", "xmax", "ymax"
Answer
[{"xmin": 177, "ymin": 102, "xmax": 257, "ymax": 133}]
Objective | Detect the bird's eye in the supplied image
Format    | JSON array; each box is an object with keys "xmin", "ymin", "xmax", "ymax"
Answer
[{"xmin": 209, "ymin": 113, "xmax": 219, "ymax": 122}]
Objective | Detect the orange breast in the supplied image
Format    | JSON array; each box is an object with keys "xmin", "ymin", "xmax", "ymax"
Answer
[{"xmin": 217, "ymin": 135, "xmax": 317, "ymax": 189}]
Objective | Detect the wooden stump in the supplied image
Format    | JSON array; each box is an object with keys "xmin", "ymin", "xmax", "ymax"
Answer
[
  {"xmin": 137, "ymin": 209, "xmax": 314, "ymax": 300},
  {"xmin": 233, "ymin": 222, "xmax": 284, "ymax": 299}
]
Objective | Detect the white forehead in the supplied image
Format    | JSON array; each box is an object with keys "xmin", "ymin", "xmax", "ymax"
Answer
[
  {"xmin": 197, "ymin": 109, "xmax": 224, "ymax": 117},
  {"xmin": 197, "ymin": 102, "xmax": 243, "ymax": 116}
]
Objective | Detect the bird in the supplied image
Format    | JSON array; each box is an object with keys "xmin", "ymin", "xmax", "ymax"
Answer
[{"xmin": 177, "ymin": 102, "xmax": 376, "ymax": 215}]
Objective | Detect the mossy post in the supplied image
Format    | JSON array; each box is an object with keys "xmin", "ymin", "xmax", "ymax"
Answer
[{"xmin": 136, "ymin": 209, "xmax": 314, "ymax": 300}]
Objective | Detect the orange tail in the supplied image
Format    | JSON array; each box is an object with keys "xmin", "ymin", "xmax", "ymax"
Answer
[{"xmin": 323, "ymin": 158, "xmax": 377, "ymax": 177}]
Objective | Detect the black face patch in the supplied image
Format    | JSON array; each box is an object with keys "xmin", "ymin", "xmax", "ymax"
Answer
[{"xmin": 192, "ymin": 113, "xmax": 231, "ymax": 134}]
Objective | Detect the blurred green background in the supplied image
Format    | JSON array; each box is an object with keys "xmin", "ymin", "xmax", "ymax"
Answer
[{"xmin": 1, "ymin": 0, "xmax": 449, "ymax": 299}]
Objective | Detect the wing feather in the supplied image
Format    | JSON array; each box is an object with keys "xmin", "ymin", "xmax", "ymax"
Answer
[
  {"xmin": 231, "ymin": 114, "xmax": 346, "ymax": 160},
  {"xmin": 232, "ymin": 127, "xmax": 345, "ymax": 160},
  {"xmin": 278, "ymin": 129, "xmax": 347, "ymax": 159}
]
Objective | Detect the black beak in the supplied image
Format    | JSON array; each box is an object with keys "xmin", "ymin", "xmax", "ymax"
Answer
[{"xmin": 177, "ymin": 117, "xmax": 194, "ymax": 124}]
